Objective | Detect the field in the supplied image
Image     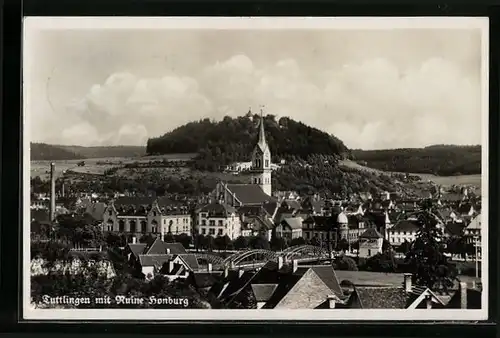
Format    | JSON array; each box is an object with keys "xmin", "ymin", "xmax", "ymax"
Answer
[
  {"xmin": 30, "ymin": 153, "xmax": 197, "ymax": 180},
  {"xmin": 340, "ymin": 160, "xmax": 481, "ymax": 189}
]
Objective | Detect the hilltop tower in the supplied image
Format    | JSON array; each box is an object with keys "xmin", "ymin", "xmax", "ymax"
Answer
[{"xmin": 250, "ymin": 107, "xmax": 272, "ymax": 196}]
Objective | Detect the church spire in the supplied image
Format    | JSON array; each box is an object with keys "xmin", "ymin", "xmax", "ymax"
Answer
[{"xmin": 258, "ymin": 106, "xmax": 267, "ymax": 146}]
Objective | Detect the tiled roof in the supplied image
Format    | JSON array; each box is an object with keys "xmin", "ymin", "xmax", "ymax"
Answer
[
  {"xmin": 359, "ymin": 228, "xmax": 384, "ymax": 239},
  {"xmin": 143, "ymin": 238, "xmax": 187, "ymax": 255},
  {"xmin": 85, "ymin": 202, "xmax": 107, "ymax": 221},
  {"xmin": 282, "ymin": 217, "xmax": 303, "ymax": 230},
  {"xmin": 225, "ymin": 184, "xmax": 275, "ymax": 205},
  {"xmin": 467, "ymin": 214, "xmax": 481, "ymax": 230},
  {"xmin": 303, "ymin": 216, "xmax": 337, "ymax": 231},
  {"xmin": 281, "ymin": 199, "xmax": 302, "ymax": 211},
  {"xmin": 351, "ymin": 286, "xmax": 410, "ymax": 309},
  {"xmin": 457, "ymin": 203, "xmax": 473, "ymax": 214},
  {"xmin": 138, "ymin": 254, "xmax": 173, "ymax": 268},
  {"xmin": 310, "ymin": 266, "xmax": 343, "ymax": 297},
  {"xmin": 190, "ymin": 272, "xmax": 218, "ymax": 289},
  {"xmin": 444, "ymin": 222, "xmax": 465, "ymax": 237},
  {"xmin": 177, "ymin": 254, "xmax": 200, "ymax": 271},
  {"xmin": 199, "ymin": 202, "xmax": 236, "ymax": 216},
  {"xmin": 251, "ymin": 283, "xmax": 278, "ymax": 302},
  {"xmin": 114, "ymin": 196, "xmax": 156, "ymax": 207},
  {"xmin": 390, "ymin": 220, "xmax": 420, "ymax": 233},
  {"xmin": 245, "ymin": 215, "xmax": 274, "ymax": 231},
  {"xmin": 128, "ymin": 243, "xmax": 147, "ymax": 258},
  {"xmin": 262, "ymin": 201, "xmax": 279, "ymax": 217}
]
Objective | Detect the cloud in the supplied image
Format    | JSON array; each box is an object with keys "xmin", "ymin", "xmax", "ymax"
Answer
[{"xmin": 59, "ymin": 54, "xmax": 481, "ymax": 149}]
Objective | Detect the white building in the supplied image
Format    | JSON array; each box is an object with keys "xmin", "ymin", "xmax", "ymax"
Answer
[
  {"xmin": 102, "ymin": 197, "xmax": 192, "ymax": 238},
  {"xmin": 196, "ymin": 203, "xmax": 242, "ymax": 240},
  {"xmin": 388, "ymin": 220, "xmax": 420, "ymax": 246}
]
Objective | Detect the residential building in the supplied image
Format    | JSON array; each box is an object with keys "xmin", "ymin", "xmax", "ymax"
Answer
[
  {"xmin": 358, "ymin": 228, "xmax": 384, "ymax": 258},
  {"xmin": 388, "ymin": 220, "xmax": 420, "ymax": 246},
  {"xmin": 196, "ymin": 202, "xmax": 242, "ymax": 240},
  {"xmin": 464, "ymin": 213, "xmax": 481, "ymax": 254},
  {"xmin": 102, "ymin": 196, "xmax": 192, "ymax": 239},
  {"xmin": 275, "ymin": 217, "xmax": 304, "ymax": 240}
]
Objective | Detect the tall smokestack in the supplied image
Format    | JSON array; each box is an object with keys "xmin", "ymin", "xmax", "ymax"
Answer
[{"xmin": 50, "ymin": 163, "xmax": 56, "ymax": 222}]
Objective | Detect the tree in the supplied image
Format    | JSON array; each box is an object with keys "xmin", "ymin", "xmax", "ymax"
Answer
[
  {"xmin": 175, "ymin": 233, "xmax": 192, "ymax": 249},
  {"xmin": 233, "ymin": 236, "xmax": 249, "ymax": 250},
  {"xmin": 250, "ymin": 236, "xmax": 270, "ymax": 250},
  {"xmin": 396, "ymin": 240, "xmax": 411, "ymax": 255},
  {"xmin": 214, "ymin": 235, "xmax": 231, "ymax": 251},
  {"xmin": 382, "ymin": 239, "xmax": 391, "ymax": 252},
  {"xmin": 335, "ymin": 255, "xmax": 358, "ymax": 271},
  {"xmin": 194, "ymin": 234, "xmax": 205, "ymax": 251},
  {"xmin": 163, "ymin": 232, "xmax": 175, "ymax": 243},
  {"xmin": 270, "ymin": 236, "xmax": 287, "ymax": 251},
  {"xmin": 139, "ymin": 234, "xmax": 155, "ymax": 244},
  {"xmin": 290, "ymin": 237, "xmax": 306, "ymax": 247},
  {"xmin": 365, "ymin": 251, "xmax": 397, "ymax": 273},
  {"xmin": 336, "ymin": 238, "xmax": 349, "ymax": 252},
  {"xmin": 405, "ymin": 200, "xmax": 458, "ymax": 292},
  {"xmin": 204, "ymin": 235, "xmax": 215, "ymax": 251}
]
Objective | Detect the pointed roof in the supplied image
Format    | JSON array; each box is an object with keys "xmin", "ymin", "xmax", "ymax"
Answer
[{"xmin": 256, "ymin": 108, "xmax": 270, "ymax": 153}]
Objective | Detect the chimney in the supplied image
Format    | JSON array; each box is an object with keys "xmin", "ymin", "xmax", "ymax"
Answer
[
  {"xmin": 327, "ymin": 295, "xmax": 336, "ymax": 309},
  {"xmin": 238, "ymin": 269, "xmax": 244, "ymax": 278},
  {"xmin": 169, "ymin": 261, "xmax": 175, "ymax": 274},
  {"xmin": 278, "ymin": 256, "xmax": 284, "ymax": 269},
  {"xmin": 131, "ymin": 236, "xmax": 137, "ymax": 244},
  {"xmin": 292, "ymin": 259, "xmax": 298, "ymax": 273},
  {"xmin": 166, "ymin": 248, "xmax": 171, "ymax": 254},
  {"xmin": 208, "ymin": 263, "xmax": 213, "ymax": 273},
  {"xmin": 404, "ymin": 273, "xmax": 412, "ymax": 292},
  {"xmin": 50, "ymin": 163, "xmax": 56, "ymax": 222},
  {"xmin": 460, "ymin": 282, "xmax": 468, "ymax": 309}
]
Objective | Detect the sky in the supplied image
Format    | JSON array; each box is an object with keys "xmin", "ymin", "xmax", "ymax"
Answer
[{"xmin": 24, "ymin": 25, "xmax": 485, "ymax": 150}]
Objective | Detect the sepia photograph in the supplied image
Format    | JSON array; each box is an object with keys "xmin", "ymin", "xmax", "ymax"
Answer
[{"xmin": 23, "ymin": 17, "xmax": 489, "ymax": 321}]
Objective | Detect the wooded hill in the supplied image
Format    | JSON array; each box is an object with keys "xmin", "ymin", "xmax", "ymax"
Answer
[
  {"xmin": 351, "ymin": 145, "xmax": 481, "ymax": 176},
  {"xmin": 30, "ymin": 143, "xmax": 146, "ymax": 161},
  {"xmin": 146, "ymin": 114, "xmax": 350, "ymax": 171}
]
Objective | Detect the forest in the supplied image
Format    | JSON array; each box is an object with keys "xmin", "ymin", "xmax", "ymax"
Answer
[
  {"xmin": 351, "ymin": 145, "xmax": 481, "ymax": 176},
  {"xmin": 146, "ymin": 113, "xmax": 350, "ymax": 169},
  {"xmin": 30, "ymin": 143, "xmax": 146, "ymax": 161},
  {"xmin": 31, "ymin": 143, "xmax": 85, "ymax": 161}
]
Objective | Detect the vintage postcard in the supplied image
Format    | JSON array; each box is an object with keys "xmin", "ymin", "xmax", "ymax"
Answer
[{"xmin": 23, "ymin": 17, "xmax": 489, "ymax": 321}]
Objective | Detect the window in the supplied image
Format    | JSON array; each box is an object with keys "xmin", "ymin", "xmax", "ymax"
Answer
[
  {"xmin": 218, "ymin": 220, "xmax": 223, "ymax": 227},
  {"xmin": 265, "ymin": 160, "xmax": 269, "ymax": 167},
  {"xmin": 202, "ymin": 220, "xmax": 206, "ymax": 226},
  {"xmin": 119, "ymin": 220, "xmax": 125, "ymax": 232},
  {"xmin": 108, "ymin": 210, "xmax": 112, "ymax": 216},
  {"xmin": 153, "ymin": 211, "xmax": 157, "ymax": 217},
  {"xmin": 368, "ymin": 249, "xmax": 372, "ymax": 256},
  {"xmin": 209, "ymin": 228, "xmax": 215, "ymax": 235},
  {"xmin": 209, "ymin": 220, "xmax": 215, "ymax": 226},
  {"xmin": 201, "ymin": 228, "xmax": 206, "ymax": 235},
  {"xmin": 218, "ymin": 229, "xmax": 223, "ymax": 236},
  {"xmin": 152, "ymin": 225, "xmax": 157, "ymax": 233},
  {"xmin": 177, "ymin": 219, "xmax": 179, "ymax": 224},
  {"xmin": 141, "ymin": 221, "xmax": 147, "ymax": 233}
]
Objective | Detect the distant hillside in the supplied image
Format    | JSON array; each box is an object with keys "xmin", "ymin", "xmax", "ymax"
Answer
[
  {"xmin": 146, "ymin": 113, "xmax": 349, "ymax": 170},
  {"xmin": 351, "ymin": 145, "xmax": 481, "ymax": 176},
  {"xmin": 57, "ymin": 145, "xmax": 146, "ymax": 159},
  {"xmin": 30, "ymin": 143, "xmax": 85, "ymax": 161}
]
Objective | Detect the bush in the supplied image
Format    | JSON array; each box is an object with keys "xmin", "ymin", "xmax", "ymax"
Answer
[{"xmin": 334, "ymin": 256, "xmax": 358, "ymax": 271}]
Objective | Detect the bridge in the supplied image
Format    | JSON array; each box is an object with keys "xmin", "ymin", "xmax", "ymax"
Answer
[{"xmin": 194, "ymin": 245, "xmax": 334, "ymax": 270}]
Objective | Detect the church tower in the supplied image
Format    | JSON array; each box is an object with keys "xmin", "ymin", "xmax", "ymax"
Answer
[{"xmin": 251, "ymin": 107, "xmax": 272, "ymax": 196}]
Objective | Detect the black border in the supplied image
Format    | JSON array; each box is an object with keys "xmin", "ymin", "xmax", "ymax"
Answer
[{"xmin": 2, "ymin": 0, "xmax": 499, "ymax": 336}]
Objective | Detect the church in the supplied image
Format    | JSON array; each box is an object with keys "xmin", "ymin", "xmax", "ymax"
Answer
[{"xmin": 212, "ymin": 109, "xmax": 276, "ymax": 208}]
